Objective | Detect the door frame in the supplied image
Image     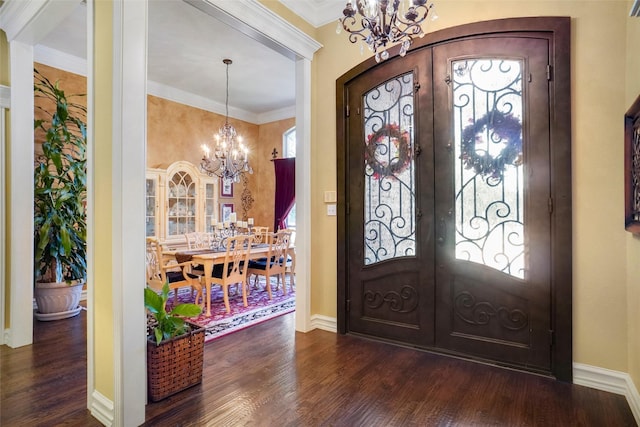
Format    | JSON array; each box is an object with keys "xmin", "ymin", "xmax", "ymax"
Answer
[{"xmin": 336, "ymin": 17, "xmax": 572, "ymax": 381}]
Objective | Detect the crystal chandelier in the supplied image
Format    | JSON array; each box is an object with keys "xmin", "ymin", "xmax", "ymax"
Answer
[
  {"xmin": 201, "ymin": 59, "xmax": 253, "ymax": 183},
  {"xmin": 337, "ymin": 0, "xmax": 437, "ymax": 62}
]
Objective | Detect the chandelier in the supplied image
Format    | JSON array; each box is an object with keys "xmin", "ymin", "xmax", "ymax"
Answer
[
  {"xmin": 201, "ymin": 59, "xmax": 253, "ymax": 183},
  {"xmin": 337, "ymin": 0, "xmax": 437, "ymax": 62}
]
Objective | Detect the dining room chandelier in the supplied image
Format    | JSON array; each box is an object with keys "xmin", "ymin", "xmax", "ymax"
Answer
[
  {"xmin": 201, "ymin": 59, "xmax": 253, "ymax": 183},
  {"xmin": 337, "ymin": 0, "xmax": 437, "ymax": 62}
]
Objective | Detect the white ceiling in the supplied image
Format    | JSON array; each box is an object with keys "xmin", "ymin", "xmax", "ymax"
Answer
[{"xmin": 35, "ymin": 0, "xmax": 343, "ymax": 124}]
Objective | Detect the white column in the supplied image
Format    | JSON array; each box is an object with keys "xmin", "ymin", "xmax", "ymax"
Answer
[
  {"xmin": 8, "ymin": 41, "xmax": 34, "ymax": 348},
  {"xmin": 112, "ymin": 0, "xmax": 148, "ymax": 425},
  {"xmin": 0, "ymin": 84, "xmax": 9, "ymax": 345},
  {"xmin": 295, "ymin": 57, "xmax": 312, "ymax": 333}
]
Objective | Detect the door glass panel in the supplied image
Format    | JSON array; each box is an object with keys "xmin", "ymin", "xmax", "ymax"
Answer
[
  {"xmin": 452, "ymin": 59, "xmax": 524, "ymax": 278},
  {"xmin": 363, "ymin": 72, "xmax": 416, "ymax": 265}
]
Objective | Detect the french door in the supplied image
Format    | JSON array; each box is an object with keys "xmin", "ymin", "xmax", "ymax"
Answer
[{"xmin": 337, "ymin": 19, "xmax": 572, "ymax": 378}]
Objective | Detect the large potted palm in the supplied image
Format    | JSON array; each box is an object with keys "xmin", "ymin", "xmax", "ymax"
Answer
[{"xmin": 33, "ymin": 69, "xmax": 87, "ymax": 321}]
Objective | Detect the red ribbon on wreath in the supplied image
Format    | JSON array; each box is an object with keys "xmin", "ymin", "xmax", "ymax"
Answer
[{"xmin": 364, "ymin": 123, "xmax": 412, "ymax": 180}]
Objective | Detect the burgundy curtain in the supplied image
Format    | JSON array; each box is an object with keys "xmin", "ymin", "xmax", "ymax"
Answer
[{"xmin": 273, "ymin": 158, "xmax": 295, "ymax": 231}]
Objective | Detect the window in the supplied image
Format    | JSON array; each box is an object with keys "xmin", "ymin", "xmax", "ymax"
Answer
[{"xmin": 283, "ymin": 127, "xmax": 296, "ymax": 228}]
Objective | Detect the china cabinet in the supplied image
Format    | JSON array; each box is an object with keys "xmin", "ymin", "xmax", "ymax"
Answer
[{"xmin": 146, "ymin": 161, "xmax": 218, "ymax": 249}]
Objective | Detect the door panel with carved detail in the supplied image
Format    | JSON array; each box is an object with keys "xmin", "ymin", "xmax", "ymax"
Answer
[
  {"xmin": 345, "ymin": 52, "xmax": 434, "ymax": 346},
  {"xmin": 433, "ymin": 38, "xmax": 551, "ymax": 370},
  {"xmin": 344, "ymin": 36, "xmax": 552, "ymax": 371}
]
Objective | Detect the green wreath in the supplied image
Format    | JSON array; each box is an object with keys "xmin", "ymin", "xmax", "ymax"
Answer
[
  {"xmin": 364, "ymin": 123, "xmax": 412, "ymax": 180},
  {"xmin": 460, "ymin": 110, "xmax": 523, "ymax": 178}
]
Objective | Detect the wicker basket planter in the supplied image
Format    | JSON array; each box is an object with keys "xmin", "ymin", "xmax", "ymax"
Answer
[{"xmin": 147, "ymin": 323, "xmax": 205, "ymax": 402}]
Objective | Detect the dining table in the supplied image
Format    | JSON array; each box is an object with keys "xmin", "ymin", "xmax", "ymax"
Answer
[{"xmin": 170, "ymin": 243, "xmax": 273, "ymax": 317}]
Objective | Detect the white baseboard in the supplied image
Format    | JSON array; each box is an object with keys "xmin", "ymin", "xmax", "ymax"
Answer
[
  {"xmin": 310, "ymin": 314, "xmax": 337, "ymax": 333},
  {"xmin": 89, "ymin": 389, "xmax": 114, "ymax": 426},
  {"xmin": 574, "ymin": 362, "xmax": 640, "ymax": 424}
]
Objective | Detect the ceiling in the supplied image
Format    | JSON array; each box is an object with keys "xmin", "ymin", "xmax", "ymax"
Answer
[{"xmin": 35, "ymin": 0, "xmax": 344, "ymax": 124}]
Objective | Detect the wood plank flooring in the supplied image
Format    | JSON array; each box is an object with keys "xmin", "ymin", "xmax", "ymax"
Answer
[{"xmin": 1, "ymin": 309, "xmax": 636, "ymax": 426}]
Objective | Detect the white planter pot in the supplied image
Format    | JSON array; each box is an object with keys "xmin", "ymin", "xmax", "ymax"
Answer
[{"xmin": 34, "ymin": 281, "xmax": 84, "ymax": 321}]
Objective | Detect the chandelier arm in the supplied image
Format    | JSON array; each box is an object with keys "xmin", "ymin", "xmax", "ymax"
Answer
[
  {"xmin": 394, "ymin": 4, "xmax": 430, "ymax": 27},
  {"xmin": 340, "ymin": 16, "xmax": 374, "ymax": 44}
]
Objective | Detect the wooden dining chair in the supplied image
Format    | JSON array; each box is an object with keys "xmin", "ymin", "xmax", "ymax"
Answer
[
  {"xmin": 184, "ymin": 231, "xmax": 214, "ymax": 277},
  {"xmin": 246, "ymin": 230, "xmax": 292, "ymax": 299},
  {"xmin": 283, "ymin": 228, "xmax": 296, "ymax": 290},
  {"xmin": 146, "ymin": 237, "xmax": 202, "ymax": 304},
  {"xmin": 250, "ymin": 226, "xmax": 270, "ymax": 244},
  {"xmin": 184, "ymin": 231, "xmax": 213, "ymax": 249},
  {"xmin": 209, "ymin": 234, "xmax": 253, "ymax": 313}
]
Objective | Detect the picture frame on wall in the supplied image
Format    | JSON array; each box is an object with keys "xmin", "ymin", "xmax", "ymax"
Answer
[
  {"xmin": 220, "ymin": 203, "xmax": 235, "ymax": 222},
  {"xmin": 220, "ymin": 178, "xmax": 234, "ymax": 198}
]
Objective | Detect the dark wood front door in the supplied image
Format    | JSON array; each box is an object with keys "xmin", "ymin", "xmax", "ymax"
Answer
[{"xmin": 337, "ymin": 19, "xmax": 571, "ymax": 378}]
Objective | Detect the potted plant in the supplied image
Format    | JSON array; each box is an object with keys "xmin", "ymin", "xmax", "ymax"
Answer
[
  {"xmin": 145, "ymin": 283, "xmax": 204, "ymax": 402},
  {"xmin": 33, "ymin": 69, "xmax": 87, "ymax": 321}
]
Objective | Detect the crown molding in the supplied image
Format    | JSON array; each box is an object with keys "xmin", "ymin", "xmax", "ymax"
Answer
[
  {"xmin": 30, "ymin": 45, "xmax": 292, "ymax": 125},
  {"xmin": 278, "ymin": 0, "xmax": 342, "ymax": 28},
  {"xmin": 0, "ymin": 0, "xmax": 81, "ymax": 44},
  {"xmin": 187, "ymin": 0, "xmax": 322, "ymax": 61},
  {"xmin": 34, "ymin": 44, "xmax": 87, "ymax": 76}
]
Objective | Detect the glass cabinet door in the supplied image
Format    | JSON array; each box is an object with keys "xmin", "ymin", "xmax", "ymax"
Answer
[
  {"xmin": 145, "ymin": 177, "xmax": 157, "ymax": 237},
  {"xmin": 167, "ymin": 170, "xmax": 197, "ymax": 236},
  {"xmin": 204, "ymin": 181, "xmax": 216, "ymax": 233}
]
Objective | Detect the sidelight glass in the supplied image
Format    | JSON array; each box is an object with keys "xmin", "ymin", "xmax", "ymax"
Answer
[
  {"xmin": 452, "ymin": 59, "xmax": 525, "ymax": 278},
  {"xmin": 363, "ymin": 72, "xmax": 416, "ymax": 265}
]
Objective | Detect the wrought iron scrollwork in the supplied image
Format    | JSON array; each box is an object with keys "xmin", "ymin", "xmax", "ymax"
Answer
[
  {"xmin": 454, "ymin": 291, "xmax": 528, "ymax": 331},
  {"xmin": 452, "ymin": 58, "xmax": 525, "ymax": 279},
  {"xmin": 363, "ymin": 72, "xmax": 416, "ymax": 265},
  {"xmin": 364, "ymin": 285, "xmax": 418, "ymax": 313}
]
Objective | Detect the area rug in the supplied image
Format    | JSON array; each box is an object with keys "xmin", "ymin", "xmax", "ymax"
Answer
[{"xmin": 164, "ymin": 278, "xmax": 295, "ymax": 343}]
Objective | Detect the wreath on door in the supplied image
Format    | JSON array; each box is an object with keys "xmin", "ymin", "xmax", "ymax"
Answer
[
  {"xmin": 364, "ymin": 123, "xmax": 412, "ymax": 180},
  {"xmin": 460, "ymin": 110, "xmax": 523, "ymax": 178}
]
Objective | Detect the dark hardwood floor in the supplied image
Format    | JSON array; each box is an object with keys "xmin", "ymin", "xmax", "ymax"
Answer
[{"xmin": 1, "ymin": 309, "xmax": 636, "ymax": 426}]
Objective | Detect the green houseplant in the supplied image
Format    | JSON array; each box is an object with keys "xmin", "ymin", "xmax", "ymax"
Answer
[
  {"xmin": 145, "ymin": 283, "xmax": 204, "ymax": 401},
  {"xmin": 33, "ymin": 69, "xmax": 87, "ymax": 321}
]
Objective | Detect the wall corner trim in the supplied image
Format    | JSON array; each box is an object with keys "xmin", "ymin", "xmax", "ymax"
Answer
[
  {"xmin": 573, "ymin": 362, "xmax": 640, "ymax": 424},
  {"xmin": 89, "ymin": 389, "xmax": 115, "ymax": 426}
]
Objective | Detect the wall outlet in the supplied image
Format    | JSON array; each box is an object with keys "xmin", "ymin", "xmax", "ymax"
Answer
[{"xmin": 327, "ymin": 204, "xmax": 337, "ymax": 216}]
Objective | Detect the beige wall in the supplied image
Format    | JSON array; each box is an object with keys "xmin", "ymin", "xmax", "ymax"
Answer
[
  {"xmin": 94, "ymin": 0, "xmax": 115, "ymax": 400},
  {"xmin": 302, "ymin": 1, "xmax": 635, "ymax": 374},
  {"xmin": 626, "ymin": 0, "xmax": 640, "ymax": 395}
]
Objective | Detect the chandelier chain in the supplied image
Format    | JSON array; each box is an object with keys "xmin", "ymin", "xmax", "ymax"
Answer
[{"xmin": 200, "ymin": 58, "xmax": 253, "ymax": 184}]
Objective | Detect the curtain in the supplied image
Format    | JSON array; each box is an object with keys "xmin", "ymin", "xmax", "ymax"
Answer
[{"xmin": 273, "ymin": 158, "xmax": 295, "ymax": 231}]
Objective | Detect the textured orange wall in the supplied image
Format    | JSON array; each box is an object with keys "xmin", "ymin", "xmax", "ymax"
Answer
[
  {"xmin": 146, "ymin": 95, "xmax": 293, "ymax": 224},
  {"xmin": 253, "ymin": 118, "xmax": 295, "ymax": 230},
  {"xmin": 32, "ymin": 68, "xmax": 292, "ymax": 232},
  {"xmin": 34, "ymin": 63, "xmax": 87, "ymax": 155},
  {"xmin": 147, "ymin": 95, "xmax": 259, "ymax": 213}
]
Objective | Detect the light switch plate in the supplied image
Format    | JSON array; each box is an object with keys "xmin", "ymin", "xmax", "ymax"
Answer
[{"xmin": 324, "ymin": 191, "xmax": 337, "ymax": 203}]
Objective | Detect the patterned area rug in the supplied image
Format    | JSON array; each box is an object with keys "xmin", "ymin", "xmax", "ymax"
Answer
[{"xmin": 165, "ymin": 278, "xmax": 295, "ymax": 342}]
